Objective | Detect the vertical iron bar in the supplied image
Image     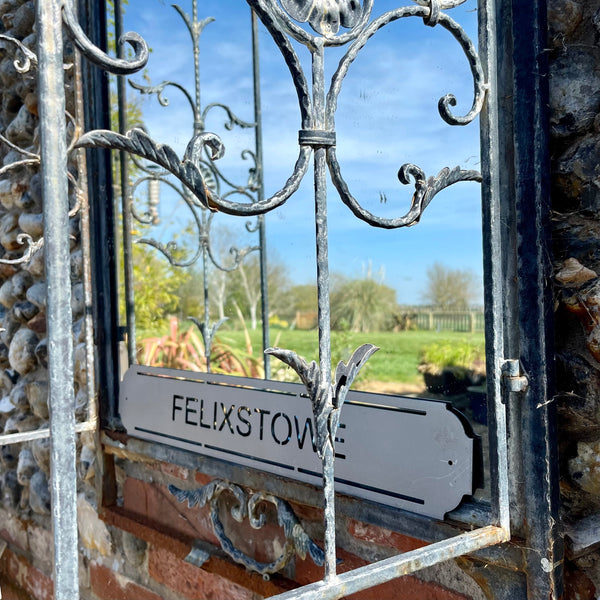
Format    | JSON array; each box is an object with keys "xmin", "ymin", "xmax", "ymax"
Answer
[
  {"xmin": 78, "ymin": 0, "xmax": 120, "ymax": 428},
  {"xmin": 512, "ymin": 0, "xmax": 563, "ymax": 595},
  {"xmin": 202, "ymin": 222, "xmax": 211, "ymax": 372},
  {"xmin": 311, "ymin": 38, "xmax": 336, "ymax": 581},
  {"xmin": 251, "ymin": 10, "xmax": 270, "ymax": 379},
  {"xmin": 115, "ymin": 0, "xmax": 136, "ymax": 364},
  {"xmin": 192, "ymin": 0, "xmax": 202, "ymax": 132},
  {"xmin": 73, "ymin": 49, "xmax": 98, "ymax": 429},
  {"xmin": 37, "ymin": 0, "xmax": 79, "ymax": 597},
  {"xmin": 478, "ymin": 0, "xmax": 510, "ymax": 533}
]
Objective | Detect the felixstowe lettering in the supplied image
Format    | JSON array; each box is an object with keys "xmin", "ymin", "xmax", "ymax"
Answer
[
  {"xmin": 120, "ymin": 365, "xmax": 478, "ymax": 518},
  {"xmin": 171, "ymin": 395, "xmax": 319, "ymax": 452}
]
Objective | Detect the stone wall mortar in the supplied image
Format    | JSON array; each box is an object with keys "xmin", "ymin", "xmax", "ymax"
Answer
[{"xmin": 550, "ymin": 0, "xmax": 600, "ymax": 596}]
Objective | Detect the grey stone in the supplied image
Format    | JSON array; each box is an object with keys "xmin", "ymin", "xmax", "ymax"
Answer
[
  {"xmin": 2, "ymin": 470, "xmax": 21, "ymax": 510},
  {"xmin": 11, "ymin": 270, "xmax": 32, "ymax": 298},
  {"xmin": 29, "ymin": 469, "xmax": 50, "ymax": 515},
  {"xmin": 11, "ymin": 1, "xmax": 34, "ymax": 38},
  {"xmin": 0, "ymin": 179, "xmax": 21, "ymax": 210},
  {"xmin": 0, "ymin": 278, "xmax": 16, "ymax": 308},
  {"xmin": 71, "ymin": 282, "xmax": 85, "ymax": 319},
  {"xmin": 78, "ymin": 444, "xmax": 95, "ymax": 482},
  {"xmin": 5, "ymin": 104, "xmax": 35, "ymax": 145},
  {"xmin": 548, "ymin": 0, "xmax": 583, "ymax": 47},
  {"xmin": 554, "ymin": 135, "xmax": 600, "ymax": 214},
  {"xmin": 9, "ymin": 327, "xmax": 38, "ymax": 374},
  {"xmin": 122, "ymin": 531, "xmax": 147, "ymax": 567},
  {"xmin": 75, "ymin": 387, "xmax": 87, "ymax": 420},
  {"xmin": 70, "ymin": 249, "xmax": 83, "ymax": 279},
  {"xmin": 550, "ymin": 49, "xmax": 600, "ymax": 139},
  {"xmin": 34, "ymin": 338, "xmax": 47, "ymax": 369},
  {"xmin": 17, "ymin": 212, "xmax": 42, "ymax": 238},
  {"xmin": 0, "ymin": 394, "xmax": 14, "ymax": 416},
  {"xmin": 31, "ymin": 433, "xmax": 49, "ymax": 474},
  {"xmin": 25, "ymin": 380, "xmax": 47, "ymax": 419},
  {"xmin": 12, "ymin": 300, "xmax": 37, "ymax": 323},
  {"xmin": 25, "ymin": 281, "xmax": 45, "ymax": 309},
  {"xmin": 9, "ymin": 379, "xmax": 27, "ymax": 409},
  {"xmin": 0, "ymin": 311, "xmax": 19, "ymax": 345},
  {"xmin": 16, "ymin": 447, "xmax": 35, "ymax": 485},
  {"xmin": 0, "ymin": 444, "xmax": 18, "ymax": 469}
]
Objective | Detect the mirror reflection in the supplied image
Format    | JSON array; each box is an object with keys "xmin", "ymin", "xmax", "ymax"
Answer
[{"xmin": 115, "ymin": 0, "xmax": 488, "ymax": 498}]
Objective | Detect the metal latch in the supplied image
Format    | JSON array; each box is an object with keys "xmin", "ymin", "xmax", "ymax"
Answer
[{"xmin": 501, "ymin": 359, "xmax": 529, "ymax": 393}]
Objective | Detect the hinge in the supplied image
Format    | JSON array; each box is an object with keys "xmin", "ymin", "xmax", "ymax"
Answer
[{"xmin": 501, "ymin": 359, "xmax": 529, "ymax": 393}]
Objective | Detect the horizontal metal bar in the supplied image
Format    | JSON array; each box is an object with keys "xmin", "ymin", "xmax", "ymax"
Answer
[
  {"xmin": 271, "ymin": 526, "xmax": 509, "ymax": 600},
  {"xmin": 0, "ymin": 421, "xmax": 96, "ymax": 446}
]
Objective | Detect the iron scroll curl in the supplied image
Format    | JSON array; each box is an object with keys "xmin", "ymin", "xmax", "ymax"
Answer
[{"xmin": 75, "ymin": 0, "xmax": 486, "ymax": 225}]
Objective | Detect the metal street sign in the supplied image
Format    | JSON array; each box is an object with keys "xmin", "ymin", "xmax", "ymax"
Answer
[{"xmin": 120, "ymin": 365, "xmax": 479, "ymax": 518}]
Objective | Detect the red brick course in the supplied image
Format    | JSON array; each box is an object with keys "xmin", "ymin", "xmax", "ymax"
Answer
[
  {"xmin": 347, "ymin": 519, "xmax": 429, "ymax": 553},
  {"xmin": 148, "ymin": 545, "xmax": 254, "ymax": 600},
  {"xmin": 122, "ymin": 477, "xmax": 219, "ymax": 547},
  {"xmin": 90, "ymin": 562, "xmax": 162, "ymax": 600},
  {"xmin": 0, "ymin": 548, "xmax": 53, "ymax": 600}
]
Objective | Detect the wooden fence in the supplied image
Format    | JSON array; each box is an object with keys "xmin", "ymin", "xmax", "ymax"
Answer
[{"xmin": 410, "ymin": 310, "xmax": 485, "ymax": 333}]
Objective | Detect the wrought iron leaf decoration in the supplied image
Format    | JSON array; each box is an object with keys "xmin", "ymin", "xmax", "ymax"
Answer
[
  {"xmin": 281, "ymin": 0, "xmax": 362, "ymax": 35},
  {"xmin": 75, "ymin": 128, "xmax": 219, "ymax": 211},
  {"xmin": 330, "ymin": 343, "xmax": 378, "ymax": 442},
  {"xmin": 188, "ymin": 316, "xmax": 228, "ymax": 363},
  {"xmin": 266, "ymin": 344, "xmax": 378, "ymax": 455},
  {"xmin": 264, "ymin": 347, "xmax": 330, "ymax": 456}
]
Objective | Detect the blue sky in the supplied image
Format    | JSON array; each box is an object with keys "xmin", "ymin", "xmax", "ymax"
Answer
[{"xmin": 122, "ymin": 0, "xmax": 483, "ymax": 305}]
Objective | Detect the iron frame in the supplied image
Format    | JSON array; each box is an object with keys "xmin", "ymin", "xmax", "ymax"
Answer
[{"xmin": 0, "ymin": 0, "xmax": 561, "ymax": 597}]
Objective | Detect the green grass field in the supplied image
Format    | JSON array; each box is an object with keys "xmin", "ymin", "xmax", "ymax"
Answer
[{"xmin": 214, "ymin": 328, "xmax": 485, "ymax": 385}]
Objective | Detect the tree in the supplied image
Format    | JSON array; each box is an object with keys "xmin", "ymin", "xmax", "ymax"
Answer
[
  {"xmin": 421, "ymin": 263, "xmax": 478, "ymax": 310},
  {"xmin": 124, "ymin": 243, "xmax": 190, "ymax": 333},
  {"xmin": 330, "ymin": 266, "xmax": 398, "ymax": 332},
  {"xmin": 227, "ymin": 254, "xmax": 291, "ymax": 330}
]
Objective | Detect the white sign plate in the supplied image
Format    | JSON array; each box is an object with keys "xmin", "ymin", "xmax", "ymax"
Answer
[{"xmin": 120, "ymin": 365, "xmax": 478, "ymax": 518}]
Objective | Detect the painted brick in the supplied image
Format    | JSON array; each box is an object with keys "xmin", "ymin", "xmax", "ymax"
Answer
[
  {"xmin": 0, "ymin": 508, "xmax": 28, "ymax": 551},
  {"xmin": 148, "ymin": 545, "xmax": 254, "ymax": 600},
  {"xmin": 0, "ymin": 578, "xmax": 30, "ymax": 600},
  {"xmin": 295, "ymin": 549, "xmax": 468, "ymax": 600},
  {"xmin": 0, "ymin": 548, "xmax": 53, "ymax": 600},
  {"xmin": 288, "ymin": 501, "xmax": 324, "ymax": 523},
  {"xmin": 159, "ymin": 461, "xmax": 189, "ymax": 480},
  {"xmin": 123, "ymin": 477, "xmax": 218, "ymax": 546},
  {"xmin": 90, "ymin": 562, "xmax": 162, "ymax": 600},
  {"xmin": 194, "ymin": 472, "xmax": 213, "ymax": 486},
  {"xmin": 347, "ymin": 519, "xmax": 428, "ymax": 553}
]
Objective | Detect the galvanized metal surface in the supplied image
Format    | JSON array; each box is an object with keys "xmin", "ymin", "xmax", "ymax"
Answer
[
  {"xmin": 72, "ymin": 0, "xmax": 517, "ymax": 593},
  {"xmin": 37, "ymin": 1, "xmax": 78, "ymax": 597},
  {"xmin": 22, "ymin": 0, "xmax": 561, "ymax": 596},
  {"xmin": 271, "ymin": 526, "xmax": 508, "ymax": 600}
]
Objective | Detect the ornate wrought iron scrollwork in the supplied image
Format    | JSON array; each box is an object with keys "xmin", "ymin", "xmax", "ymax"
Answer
[
  {"xmin": 74, "ymin": 0, "xmax": 488, "ymax": 579},
  {"xmin": 169, "ymin": 480, "xmax": 325, "ymax": 576},
  {"xmin": 102, "ymin": 1, "xmax": 266, "ymax": 372}
]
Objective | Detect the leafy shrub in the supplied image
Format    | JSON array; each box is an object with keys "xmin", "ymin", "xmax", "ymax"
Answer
[
  {"xmin": 138, "ymin": 317, "xmax": 206, "ymax": 371},
  {"xmin": 418, "ymin": 340, "xmax": 485, "ymax": 377}
]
